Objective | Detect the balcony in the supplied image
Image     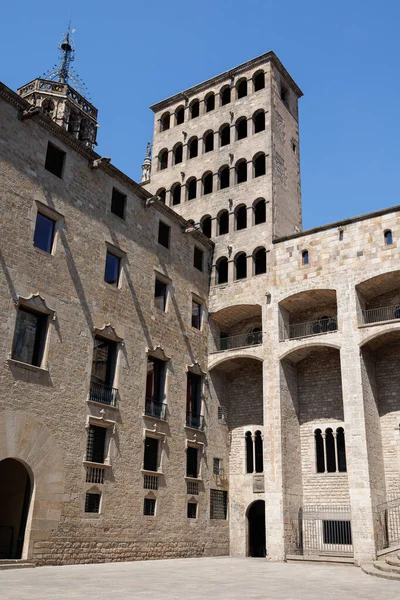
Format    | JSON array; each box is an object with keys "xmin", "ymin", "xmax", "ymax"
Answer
[
  {"xmin": 145, "ymin": 399, "xmax": 167, "ymax": 420},
  {"xmin": 186, "ymin": 412, "xmax": 205, "ymax": 430},
  {"xmin": 89, "ymin": 382, "xmax": 118, "ymax": 407},
  {"xmin": 282, "ymin": 317, "xmax": 338, "ymax": 341},
  {"xmin": 211, "ymin": 330, "xmax": 262, "ymax": 353},
  {"xmin": 361, "ymin": 305, "xmax": 400, "ymax": 326}
]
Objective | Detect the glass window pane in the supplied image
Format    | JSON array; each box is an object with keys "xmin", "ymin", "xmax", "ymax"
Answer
[
  {"xmin": 104, "ymin": 252, "xmax": 120, "ymax": 285},
  {"xmin": 33, "ymin": 213, "xmax": 55, "ymax": 253},
  {"xmin": 12, "ymin": 309, "xmax": 39, "ymax": 365}
]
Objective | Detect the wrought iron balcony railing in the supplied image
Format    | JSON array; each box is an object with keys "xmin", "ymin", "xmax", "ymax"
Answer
[
  {"xmin": 186, "ymin": 412, "xmax": 205, "ymax": 430},
  {"xmin": 89, "ymin": 382, "xmax": 118, "ymax": 407},
  {"xmin": 145, "ymin": 399, "xmax": 167, "ymax": 420},
  {"xmin": 361, "ymin": 305, "xmax": 400, "ymax": 326},
  {"xmin": 281, "ymin": 317, "xmax": 338, "ymax": 341},
  {"xmin": 211, "ymin": 330, "xmax": 262, "ymax": 353}
]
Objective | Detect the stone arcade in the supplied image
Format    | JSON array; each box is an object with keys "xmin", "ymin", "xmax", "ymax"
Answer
[{"xmin": 1, "ymin": 37, "xmax": 400, "ymax": 572}]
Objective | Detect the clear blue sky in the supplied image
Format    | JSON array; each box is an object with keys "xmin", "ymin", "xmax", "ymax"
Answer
[{"xmin": 2, "ymin": 0, "xmax": 400, "ymax": 229}]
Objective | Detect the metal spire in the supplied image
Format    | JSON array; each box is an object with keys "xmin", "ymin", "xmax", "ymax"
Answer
[{"xmin": 41, "ymin": 23, "xmax": 90, "ymax": 98}]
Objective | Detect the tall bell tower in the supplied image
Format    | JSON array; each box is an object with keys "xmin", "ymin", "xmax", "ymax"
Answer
[{"xmin": 17, "ymin": 24, "xmax": 98, "ymax": 148}]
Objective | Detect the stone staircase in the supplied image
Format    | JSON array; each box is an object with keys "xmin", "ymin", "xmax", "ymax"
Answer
[
  {"xmin": 0, "ymin": 560, "xmax": 36, "ymax": 571},
  {"xmin": 361, "ymin": 552, "xmax": 400, "ymax": 581}
]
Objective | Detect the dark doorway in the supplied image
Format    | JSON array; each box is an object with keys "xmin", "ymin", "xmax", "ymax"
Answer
[
  {"xmin": 0, "ymin": 459, "xmax": 32, "ymax": 559},
  {"xmin": 248, "ymin": 500, "xmax": 266, "ymax": 557}
]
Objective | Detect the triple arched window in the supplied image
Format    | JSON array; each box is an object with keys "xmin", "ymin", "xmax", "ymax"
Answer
[
  {"xmin": 245, "ymin": 431, "xmax": 263, "ymax": 473},
  {"xmin": 315, "ymin": 427, "xmax": 347, "ymax": 473}
]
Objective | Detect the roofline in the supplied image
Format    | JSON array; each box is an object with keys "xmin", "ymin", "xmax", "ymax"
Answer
[
  {"xmin": 0, "ymin": 81, "xmax": 213, "ymax": 250},
  {"xmin": 149, "ymin": 51, "xmax": 303, "ymax": 113},
  {"xmin": 273, "ymin": 204, "xmax": 400, "ymax": 244}
]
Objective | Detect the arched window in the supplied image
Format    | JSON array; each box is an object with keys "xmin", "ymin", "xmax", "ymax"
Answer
[
  {"xmin": 216, "ymin": 257, "xmax": 228, "ymax": 284},
  {"xmin": 236, "ymin": 159, "xmax": 247, "ymax": 184},
  {"xmin": 221, "ymin": 85, "xmax": 231, "ymax": 106},
  {"xmin": 158, "ymin": 149, "xmax": 168, "ymax": 170},
  {"xmin": 235, "ymin": 205, "xmax": 247, "ymax": 230},
  {"xmin": 253, "ymin": 247, "xmax": 266, "ymax": 275},
  {"xmin": 237, "ymin": 78, "xmax": 247, "ymax": 99},
  {"xmin": 190, "ymin": 100, "xmax": 200, "ymax": 119},
  {"xmin": 204, "ymin": 131, "xmax": 214, "ymax": 153},
  {"xmin": 253, "ymin": 70, "xmax": 265, "ymax": 92},
  {"xmin": 235, "ymin": 252, "xmax": 247, "ymax": 280},
  {"xmin": 205, "ymin": 93, "xmax": 215, "ymax": 112},
  {"xmin": 201, "ymin": 215, "xmax": 212, "ymax": 238},
  {"xmin": 245, "ymin": 431, "xmax": 253, "ymax": 473},
  {"xmin": 315, "ymin": 427, "xmax": 347, "ymax": 473},
  {"xmin": 203, "ymin": 172, "xmax": 213, "ymax": 195},
  {"xmin": 236, "ymin": 117, "xmax": 247, "ymax": 140},
  {"xmin": 315, "ymin": 429, "xmax": 325, "ymax": 473},
  {"xmin": 186, "ymin": 178, "xmax": 197, "ymax": 201},
  {"xmin": 253, "ymin": 198, "xmax": 266, "ymax": 224},
  {"xmin": 160, "ymin": 112, "xmax": 170, "ymax": 131},
  {"xmin": 325, "ymin": 428, "xmax": 336, "ymax": 472},
  {"xmin": 254, "ymin": 431, "xmax": 263, "ymax": 473},
  {"xmin": 218, "ymin": 210, "xmax": 229, "ymax": 235},
  {"xmin": 253, "ymin": 153, "xmax": 266, "ymax": 177},
  {"xmin": 173, "ymin": 143, "xmax": 183, "ymax": 165},
  {"xmin": 384, "ymin": 230, "xmax": 393, "ymax": 245},
  {"xmin": 219, "ymin": 165, "xmax": 230, "ymax": 190},
  {"xmin": 156, "ymin": 188, "xmax": 166, "ymax": 204},
  {"xmin": 175, "ymin": 105, "xmax": 185, "ymax": 125},
  {"xmin": 253, "ymin": 110, "xmax": 265, "ymax": 133},
  {"xmin": 188, "ymin": 137, "xmax": 198, "ymax": 159},
  {"xmin": 302, "ymin": 250, "xmax": 309, "ymax": 265},
  {"xmin": 171, "ymin": 183, "xmax": 181, "ymax": 205},
  {"xmin": 220, "ymin": 124, "xmax": 230, "ymax": 147}
]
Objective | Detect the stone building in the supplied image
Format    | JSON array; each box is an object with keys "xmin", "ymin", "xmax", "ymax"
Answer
[{"xmin": 1, "ymin": 39, "xmax": 400, "ymax": 571}]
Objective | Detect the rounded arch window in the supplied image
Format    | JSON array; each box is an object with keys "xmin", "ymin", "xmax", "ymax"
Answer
[
  {"xmin": 219, "ymin": 165, "xmax": 230, "ymax": 190},
  {"xmin": 236, "ymin": 159, "xmax": 247, "ymax": 184},
  {"xmin": 302, "ymin": 250, "xmax": 309, "ymax": 265},
  {"xmin": 253, "ymin": 247, "xmax": 266, "ymax": 275},
  {"xmin": 173, "ymin": 143, "xmax": 183, "ymax": 165},
  {"xmin": 188, "ymin": 137, "xmax": 199, "ymax": 159},
  {"xmin": 253, "ymin": 70, "xmax": 265, "ymax": 92},
  {"xmin": 216, "ymin": 256, "xmax": 228, "ymax": 284},
  {"xmin": 220, "ymin": 124, "xmax": 230, "ymax": 147},
  {"xmin": 253, "ymin": 198, "xmax": 266, "ymax": 224},
  {"xmin": 175, "ymin": 105, "xmax": 185, "ymax": 125},
  {"xmin": 236, "ymin": 78, "xmax": 247, "ymax": 99},
  {"xmin": 158, "ymin": 149, "xmax": 168, "ymax": 171},
  {"xmin": 253, "ymin": 110, "xmax": 265, "ymax": 133},
  {"xmin": 218, "ymin": 210, "xmax": 229, "ymax": 235},
  {"xmin": 171, "ymin": 183, "xmax": 181, "ymax": 205},
  {"xmin": 236, "ymin": 117, "xmax": 247, "ymax": 140},
  {"xmin": 220, "ymin": 85, "xmax": 231, "ymax": 106},
  {"xmin": 190, "ymin": 100, "xmax": 200, "ymax": 119},
  {"xmin": 201, "ymin": 215, "xmax": 212, "ymax": 238},
  {"xmin": 156, "ymin": 188, "xmax": 166, "ymax": 204},
  {"xmin": 384, "ymin": 230, "xmax": 393, "ymax": 245},
  {"xmin": 205, "ymin": 93, "xmax": 215, "ymax": 113},
  {"xmin": 186, "ymin": 178, "xmax": 197, "ymax": 201},
  {"xmin": 204, "ymin": 130, "xmax": 214, "ymax": 153},
  {"xmin": 202, "ymin": 172, "xmax": 213, "ymax": 195},
  {"xmin": 160, "ymin": 112, "xmax": 170, "ymax": 132},
  {"xmin": 253, "ymin": 153, "xmax": 266, "ymax": 177},
  {"xmin": 235, "ymin": 204, "xmax": 247, "ymax": 230},
  {"xmin": 235, "ymin": 252, "xmax": 247, "ymax": 280}
]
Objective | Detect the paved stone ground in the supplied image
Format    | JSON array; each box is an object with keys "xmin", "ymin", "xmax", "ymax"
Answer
[{"xmin": 1, "ymin": 557, "xmax": 399, "ymax": 599}]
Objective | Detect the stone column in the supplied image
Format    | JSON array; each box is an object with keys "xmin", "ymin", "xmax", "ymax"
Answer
[
  {"xmin": 211, "ymin": 217, "xmax": 218, "ymax": 239},
  {"xmin": 246, "ymin": 254, "xmax": 253, "ymax": 278},
  {"xmin": 228, "ymin": 211, "xmax": 235, "ymax": 234},
  {"xmin": 247, "ymin": 159, "xmax": 253, "ymax": 182},
  {"xmin": 228, "ymin": 259, "xmax": 234, "ymax": 284}
]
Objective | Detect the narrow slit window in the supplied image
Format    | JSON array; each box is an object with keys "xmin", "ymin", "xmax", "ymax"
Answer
[
  {"xmin": 45, "ymin": 142, "xmax": 65, "ymax": 178},
  {"xmin": 384, "ymin": 230, "xmax": 393, "ymax": 245},
  {"xmin": 186, "ymin": 447, "xmax": 198, "ymax": 478},
  {"xmin": 194, "ymin": 247, "xmax": 204, "ymax": 271},
  {"xmin": 143, "ymin": 437, "xmax": 159, "ymax": 472}
]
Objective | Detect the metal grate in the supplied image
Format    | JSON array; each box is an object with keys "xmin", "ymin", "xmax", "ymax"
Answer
[
  {"xmin": 377, "ymin": 496, "xmax": 400, "ymax": 550},
  {"xmin": 218, "ymin": 406, "xmax": 228, "ymax": 421},
  {"xmin": 210, "ymin": 489, "xmax": 228, "ymax": 520},
  {"xmin": 144, "ymin": 498, "xmax": 156, "ymax": 516},
  {"xmin": 89, "ymin": 382, "xmax": 118, "ymax": 407},
  {"xmin": 186, "ymin": 412, "xmax": 205, "ymax": 430},
  {"xmin": 187, "ymin": 480, "xmax": 199, "ymax": 495},
  {"xmin": 291, "ymin": 505, "xmax": 353, "ymax": 557},
  {"xmin": 213, "ymin": 458, "xmax": 222, "ymax": 475},
  {"xmin": 143, "ymin": 474, "xmax": 158, "ymax": 490},
  {"xmin": 85, "ymin": 492, "xmax": 101, "ymax": 513},
  {"xmin": 145, "ymin": 399, "xmax": 167, "ymax": 420},
  {"xmin": 212, "ymin": 331, "xmax": 262, "ymax": 353},
  {"xmin": 85, "ymin": 466, "xmax": 105, "ymax": 484},
  {"xmin": 86, "ymin": 425, "xmax": 106, "ymax": 464},
  {"xmin": 284, "ymin": 317, "xmax": 338, "ymax": 341}
]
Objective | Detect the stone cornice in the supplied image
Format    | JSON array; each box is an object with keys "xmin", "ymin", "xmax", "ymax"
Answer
[{"xmin": 149, "ymin": 51, "xmax": 303, "ymax": 113}]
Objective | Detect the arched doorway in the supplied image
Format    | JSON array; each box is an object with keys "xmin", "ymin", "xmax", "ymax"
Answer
[
  {"xmin": 0, "ymin": 459, "xmax": 32, "ymax": 559},
  {"xmin": 247, "ymin": 500, "xmax": 266, "ymax": 557}
]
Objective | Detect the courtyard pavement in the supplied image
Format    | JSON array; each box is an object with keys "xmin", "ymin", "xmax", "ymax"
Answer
[{"xmin": 0, "ymin": 557, "xmax": 399, "ymax": 599}]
